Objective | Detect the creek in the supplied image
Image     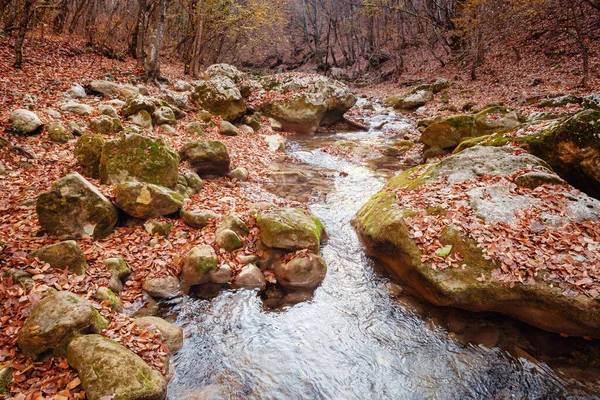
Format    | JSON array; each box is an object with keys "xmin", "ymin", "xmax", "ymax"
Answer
[{"xmin": 164, "ymin": 102, "xmax": 600, "ymax": 399}]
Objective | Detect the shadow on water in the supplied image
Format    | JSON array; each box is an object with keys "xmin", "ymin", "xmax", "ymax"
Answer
[{"xmin": 165, "ymin": 102, "xmax": 600, "ymax": 399}]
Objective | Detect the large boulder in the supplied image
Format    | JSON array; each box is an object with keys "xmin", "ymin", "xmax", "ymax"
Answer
[
  {"xmin": 67, "ymin": 335, "xmax": 166, "ymax": 400},
  {"xmin": 9, "ymin": 109, "xmax": 43, "ymax": 134},
  {"xmin": 420, "ymin": 107, "xmax": 520, "ymax": 158},
  {"xmin": 453, "ymin": 110, "xmax": 600, "ymax": 198},
  {"xmin": 121, "ymin": 95, "xmax": 157, "ymax": 117},
  {"xmin": 179, "ymin": 140, "xmax": 230, "ymax": 176},
  {"xmin": 89, "ymin": 80, "xmax": 139, "ymax": 99},
  {"xmin": 28, "ymin": 240, "xmax": 88, "ymax": 275},
  {"xmin": 18, "ymin": 291, "xmax": 107, "ymax": 359},
  {"xmin": 191, "ymin": 77, "xmax": 246, "ymax": 121},
  {"xmin": 353, "ymin": 146, "xmax": 600, "ymax": 338},
  {"xmin": 256, "ymin": 208, "xmax": 324, "ymax": 253},
  {"xmin": 74, "ymin": 134, "xmax": 105, "ymax": 178},
  {"xmin": 384, "ymin": 85, "xmax": 434, "ymax": 110},
  {"xmin": 259, "ymin": 74, "xmax": 356, "ymax": 133},
  {"xmin": 100, "ymin": 133, "xmax": 180, "ymax": 187},
  {"xmin": 115, "ymin": 182, "xmax": 184, "ymax": 219},
  {"xmin": 37, "ymin": 173, "xmax": 118, "ymax": 239},
  {"xmin": 90, "ymin": 115, "xmax": 123, "ymax": 134}
]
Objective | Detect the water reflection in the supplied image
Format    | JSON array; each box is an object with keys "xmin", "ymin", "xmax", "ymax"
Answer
[{"xmin": 166, "ymin": 103, "xmax": 600, "ymax": 399}]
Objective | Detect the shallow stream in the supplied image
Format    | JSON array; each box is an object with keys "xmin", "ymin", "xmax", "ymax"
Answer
[{"xmin": 165, "ymin": 103, "xmax": 600, "ymax": 399}]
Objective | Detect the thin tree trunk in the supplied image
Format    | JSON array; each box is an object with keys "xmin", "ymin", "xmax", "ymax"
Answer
[
  {"xmin": 190, "ymin": 12, "xmax": 204, "ymax": 78},
  {"xmin": 144, "ymin": 0, "xmax": 167, "ymax": 81},
  {"xmin": 14, "ymin": 0, "xmax": 35, "ymax": 69}
]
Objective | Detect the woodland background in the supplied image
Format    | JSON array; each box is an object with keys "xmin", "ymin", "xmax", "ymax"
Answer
[{"xmin": 1, "ymin": 0, "xmax": 599, "ymax": 87}]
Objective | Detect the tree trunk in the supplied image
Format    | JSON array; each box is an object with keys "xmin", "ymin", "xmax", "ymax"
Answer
[
  {"xmin": 144, "ymin": 0, "xmax": 167, "ymax": 81},
  {"xmin": 13, "ymin": 0, "xmax": 35, "ymax": 69},
  {"xmin": 133, "ymin": 0, "xmax": 148, "ymax": 65},
  {"xmin": 53, "ymin": 0, "xmax": 69, "ymax": 34},
  {"xmin": 190, "ymin": 11, "xmax": 205, "ymax": 78}
]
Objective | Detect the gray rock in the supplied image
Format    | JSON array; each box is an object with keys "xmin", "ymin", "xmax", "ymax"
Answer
[
  {"xmin": 181, "ymin": 209, "xmax": 218, "ymax": 229},
  {"xmin": 121, "ymin": 95, "xmax": 157, "ymax": 117},
  {"xmin": 28, "ymin": 240, "xmax": 88, "ymax": 275},
  {"xmin": 185, "ymin": 121, "xmax": 205, "ymax": 136},
  {"xmin": 67, "ymin": 335, "xmax": 166, "ymax": 400},
  {"xmin": 191, "ymin": 77, "xmax": 246, "ymax": 121},
  {"xmin": 95, "ymin": 287, "xmax": 122, "ymax": 312},
  {"xmin": 47, "ymin": 121, "xmax": 73, "ymax": 143},
  {"xmin": 74, "ymin": 134, "xmax": 105, "ymax": 178},
  {"xmin": 99, "ymin": 104, "xmax": 119, "ymax": 118},
  {"xmin": 9, "ymin": 109, "xmax": 43, "ymax": 134},
  {"xmin": 144, "ymin": 219, "xmax": 173, "ymax": 236},
  {"xmin": 152, "ymin": 106, "xmax": 176, "ymax": 125},
  {"xmin": 209, "ymin": 264, "xmax": 232, "ymax": 284},
  {"xmin": 60, "ymin": 101, "xmax": 93, "ymax": 116},
  {"xmin": 239, "ymin": 125, "xmax": 254, "ymax": 135},
  {"xmin": 264, "ymin": 134, "xmax": 286, "ymax": 152},
  {"xmin": 204, "ymin": 64, "xmax": 246, "ymax": 83},
  {"xmin": 216, "ymin": 229, "xmax": 243, "ymax": 251},
  {"xmin": 90, "ymin": 115, "xmax": 123, "ymax": 134},
  {"xmin": 18, "ymin": 291, "xmax": 107, "ymax": 359},
  {"xmin": 128, "ymin": 110, "xmax": 153, "ymax": 129},
  {"xmin": 42, "ymin": 108, "xmax": 62, "ymax": 118},
  {"xmin": 228, "ymin": 167, "xmax": 249, "ymax": 181},
  {"xmin": 257, "ymin": 208, "xmax": 324, "ymax": 253},
  {"xmin": 174, "ymin": 80, "xmax": 192, "ymax": 92},
  {"xmin": 36, "ymin": 173, "xmax": 118, "ymax": 239},
  {"xmin": 66, "ymin": 84, "xmax": 87, "ymax": 99}
]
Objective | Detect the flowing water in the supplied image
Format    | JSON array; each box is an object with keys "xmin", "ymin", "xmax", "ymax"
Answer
[{"xmin": 165, "ymin": 103, "xmax": 600, "ymax": 399}]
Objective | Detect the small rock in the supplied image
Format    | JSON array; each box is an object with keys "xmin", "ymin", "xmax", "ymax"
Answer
[
  {"xmin": 95, "ymin": 287, "xmax": 122, "ymax": 312},
  {"xmin": 265, "ymin": 134, "xmax": 286, "ymax": 152},
  {"xmin": 216, "ymin": 228, "xmax": 243, "ymax": 251},
  {"xmin": 9, "ymin": 109, "xmax": 43, "ymax": 134},
  {"xmin": 74, "ymin": 134, "xmax": 105, "ymax": 178},
  {"xmin": 99, "ymin": 104, "xmax": 119, "ymax": 118},
  {"xmin": 3, "ymin": 268, "xmax": 34, "ymax": 289},
  {"xmin": 174, "ymin": 80, "xmax": 192, "ymax": 92},
  {"xmin": 135, "ymin": 316, "xmax": 183, "ymax": 352},
  {"xmin": 515, "ymin": 171, "xmax": 567, "ymax": 189},
  {"xmin": 181, "ymin": 245, "xmax": 218, "ymax": 285},
  {"xmin": 185, "ymin": 121, "xmax": 205, "ymax": 135},
  {"xmin": 179, "ymin": 140, "xmax": 231, "ymax": 176},
  {"xmin": 159, "ymin": 124, "xmax": 177, "ymax": 135},
  {"xmin": 219, "ymin": 120, "xmax": 238, "ymax": 136},
  {"xmin": 127, "ymin": 110, "xmax": 153, "ymax": 129},
  {"xmin": 131, "ymin": 293, "xmax": 159, "ymax": 317},
  {"xmin": 182, "ymin": 171, "xmax": 203, "ymax": 193},
  {"xmin": 153, "ymin": 106, "xmax": 176, "ymax": 125},
  {"xmin": 60, "ymin": 101, "xmax": 93, "ymax": 115},
  {"xmin": 269, "ymin": 118, "xmax": 283, "ymax": 132},
  {"xmin": 66, "ymin": 84, "xmax": 87, "ymax": 99},
  {"xmin": 228, "ymin": 167, "xmax": 249, "ymax": 181},
  {"xmin": 105, "ymin": 257, "xmax": 131, "ymax": 293},
  {"xmin": 144, "ymin": 219, "xmax": 173, "ymax": 236},
  {"xmin": 209, "ymin": 264, "xmax": 232, "ymax": 284},
  {"xmin": 238, "ymin": 125, "xmax": 254, "ymax": 135},
  {"xmin": 68, "ymin": 121, "xmax": 85, "ymax": 136},
  {"xmin": 42, "ymin": 109, "xmax": 62, "ymax": 118},
  {"xmin": 234, "ymin": 264, "xmax": 266, "ymax": 291},
  {"xmin": 274, "ymin": 253, "xmax": 327, "ymax": 290},
  {"xmin": 121, "ymin": 95, "xmax": 157, "ymax": 117},
  {"xmin": 197, "ymin": 109, "xmax": 212, "ymax": 122},
  {"xmin": 181, "ymin": 209, "xmax": 218, "ymax": 229},
  {"xmin": 237, "ymin": 255, "xmax": 258, "ymax": 265},
  {"xmin": 28, "ymin": 240, "xmax": 89, "ymax": 275},
  {"xmin": 257, "ymin": 208, "xmax": 324, "ymax": 253},
  {"xmin": 142, "ymin": 276, "xmax": 183, "ymax": 299},
  {"xmin": 90, "ymin": 115, "xmax": 123, "ymax": 134}
]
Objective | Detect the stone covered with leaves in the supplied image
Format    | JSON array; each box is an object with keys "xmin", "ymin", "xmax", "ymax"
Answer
[{"xmin": 353, "ymin": 146, "xmax": 600, "ymax": 338}]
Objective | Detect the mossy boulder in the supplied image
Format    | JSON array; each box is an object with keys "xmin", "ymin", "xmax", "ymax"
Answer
[
  {"xmin": 67, "ymin": 334, "xmax": 166, "ymax": 400},
  {"xmin": 28, "ymin": 240, "xmax": 88, "ymax": 275},
  {"xmin": 105, "ymin": 257, "xmax": 131, "ymax": 293},
  {"xmin": 95, "ymin": 287, "xmax": 122, "ymax": 312},
  {"xmin": 178, "ymin": 140, "xmax": 230, "ymax": 176},
  {"xmin": 99, "ymin": 133, "xmax": 180, "ymax": 187},
  {"xmin": 181, "ymin": 245, "xmax": 219, "ymax": 286},
  {"xmin": 90, "ymin": 115, "xmax": 123, "ymax": 134},
  {"xmin": 257, "ymin": 208, "xmax": 324, "ymax": 253},
  {"xmin": 215, "ymin": 229, "xmax": 243, "ymax": 251},
  {"xmin": 191, "ymin": 77, "xmax": 246, "ymax": 121},
  {"xmin": 18, "ymin": 291, "xmax": 108, "ymax": 359},
  {"xmin": 47, "ymin": 122, "xmax": 73, "ymax": 143},
  {"xmin": 115, "ymin": 182, "xmax": 184, "ymax": 219},
  {"xmin": 74, "ymin": 134, "xmax": 105, "ymax": 178},
  {"xmin": 36, "ymin": 173, "xmax": 118, "ymax": 239},
  {"xmin": 353, "ymin": 146, "xmax": 600, "ymax": 338},
  {"xmin": 582, "ymin": 94, "xmax": 600, "ymax": 110}
]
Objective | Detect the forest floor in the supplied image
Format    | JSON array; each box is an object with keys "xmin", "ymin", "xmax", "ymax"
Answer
[{"xmin": 0, "ymin": 34, "xmax": 599, "ymax": 399}]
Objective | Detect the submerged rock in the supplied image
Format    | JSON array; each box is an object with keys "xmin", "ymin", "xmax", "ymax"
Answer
[
  {"xmin": 353, "ymin": 146, "xmax": 600, "ymax": 338},
  {"xmin": 36, "ymin": 173, "xmax": 118, "ymax": 239},
  {"xmin": 18, "ymin": 291, "xmax": 107, "ymax": 359},
  {"xmin": 67, "ymin": 335, "xmax": 166, "ymax": 400},
  {"xmin": 28, "ymin": 240, "xmax": 88, "ymax": 275}
]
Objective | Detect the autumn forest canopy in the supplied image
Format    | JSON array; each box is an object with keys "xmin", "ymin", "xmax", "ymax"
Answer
[{"xmin": 1, "ymin": 0, "xmax": 599, "ymax": 85}]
